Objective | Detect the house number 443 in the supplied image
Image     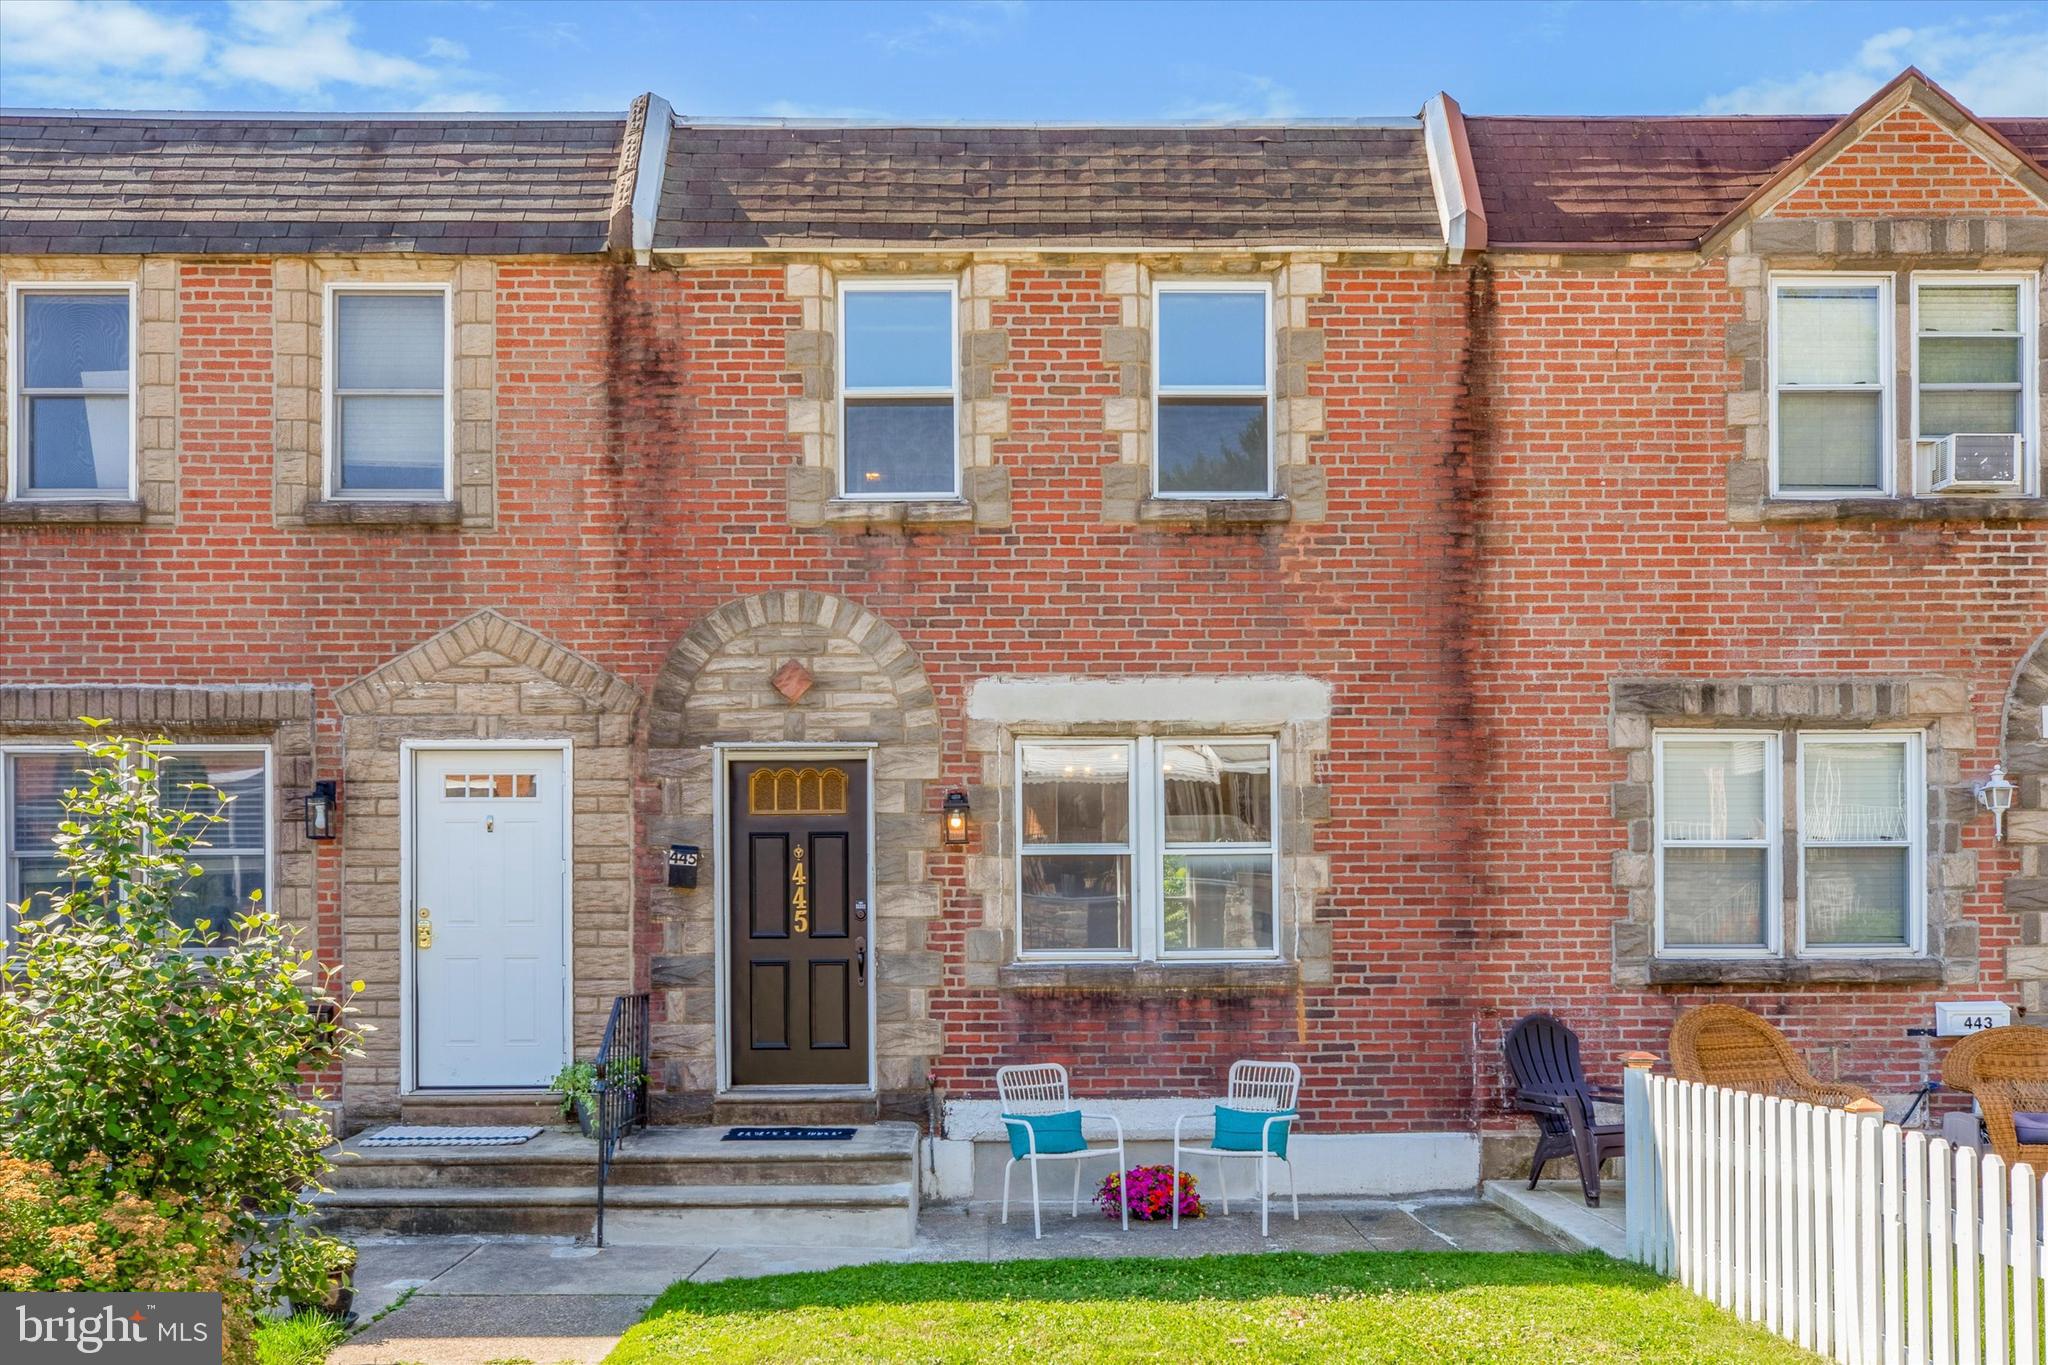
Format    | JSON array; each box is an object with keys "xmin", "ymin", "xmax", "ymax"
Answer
[{"xmin": 790, "ymin": 847, "xmax": 809, "ymax": 934}]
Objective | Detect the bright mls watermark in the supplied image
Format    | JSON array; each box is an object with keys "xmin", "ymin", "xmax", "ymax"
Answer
[{"xmin": 6, "ymin": 1294, "xmax": 221, "ymax": 1364}]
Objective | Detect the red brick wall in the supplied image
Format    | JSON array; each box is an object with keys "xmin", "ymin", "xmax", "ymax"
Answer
[
  {"xmin": 608, "ymin": 264, "xmax": 1482, "ymax": 1128},
  {"xmin": 4, "ymin": 259, "xmax": 1483, "ymax": 1131},
  {"xmin": 1772, "ymin": 105, "xmax": 2042, "ymax": 218},
  {"xmin": 1468, "ymin": 259, "xmax": 2043, "ymax": 1133}
]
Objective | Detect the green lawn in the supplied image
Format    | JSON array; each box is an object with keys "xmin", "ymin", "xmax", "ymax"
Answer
[{"xmin": 606, "ymin": 1251, "xmax": 1815, "ymax": 1364}]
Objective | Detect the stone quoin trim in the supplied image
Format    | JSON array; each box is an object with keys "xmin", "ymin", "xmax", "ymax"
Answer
[
  {"xmin": 0, "ymin": 257, "xmax": 179, "ymax": 524},
  {"xmin": 1607, "ymin": 676, "xmax": 1986, "ymax": 988},
  {"xmin": 959, "ymin": 674, "xmax": 1335, "ymax": 988},
  {"xmin": 272, "ymin": 258, "xmax": 500, "ymax": 532},
  {"xmin": 782, "ymin": 261, "xmax": 1014, "ymax": 531},
  {"xmin": 645, "ymin": 591, "xmax": 944, "ymax": 1120},
  {"xmin": 1098, "ymin": 257, "xmax": 1333, "ymax": 527},
  {"xmin": 2001, "ymin": 628, "xmax": 2048, "ymax": 1013},
  {"xmin": 333, "ymin": 610, "xmax": 639, "ymax": 1125}
]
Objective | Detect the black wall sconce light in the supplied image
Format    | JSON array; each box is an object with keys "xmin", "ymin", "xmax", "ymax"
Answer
[
  {"xmin": 302, "ymin": 780, "xmax": 341, "ymax": 841},
  {"xmin": 942, "ymin": 789, "xmax": 971, "ymax": 847}
]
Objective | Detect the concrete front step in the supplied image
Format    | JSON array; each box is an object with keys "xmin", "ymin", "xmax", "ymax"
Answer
[
  {"xmin": 396, "ymin": 1090, "xmax": 564, "ymax": 1127},
  {"xmin": 710, "ymin": 1096, "xmax": 881, "ymax": 1126},
  {"xmin": 313, "ymin": 1121, "xmax": 920, "ymax": 1246},
  {"xmin": 311, "ymin": 1181, "xmax": 918, "ymax": 1246}
]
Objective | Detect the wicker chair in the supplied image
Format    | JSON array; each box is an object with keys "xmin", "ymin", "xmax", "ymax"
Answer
[
  {"xmin": 1669, "ymin": 1005, "xmax": 1874, "ymax": 1108},
  {"xmin": 1941, "ymin": 1025, "xmax": 2048, "ymax": 1169}
]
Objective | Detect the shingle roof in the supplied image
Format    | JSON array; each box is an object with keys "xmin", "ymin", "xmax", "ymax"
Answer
[
  {"xmin": 1466, "ymin": 115, "xmax": 2048, "ymax": 250},
  {"xmin": 653, "ymin": 123, "xmax": 1441, "ymax": 249},
  {"xmin": 0, "ymin": 114, "xmax": 627, "ymax": 255}
]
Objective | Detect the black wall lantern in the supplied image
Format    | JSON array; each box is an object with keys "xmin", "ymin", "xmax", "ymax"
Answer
[
  {"xmin": 302, "ymin": 780, "xmax": 341, "ymax": 841},
  {"xmin": 942, "ymin": 789, "xmax": 971, "ymax": 847}
]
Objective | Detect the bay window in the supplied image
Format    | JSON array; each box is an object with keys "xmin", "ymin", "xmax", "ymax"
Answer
[{"xmin": 1017, "ymin": 737, "xmax": 1278, "ymax": 961}]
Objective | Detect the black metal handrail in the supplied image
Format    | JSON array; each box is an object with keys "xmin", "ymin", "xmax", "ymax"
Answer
[{"xmin": 593, "ymin": 991, "xmax": 650, "ymax": 1247}]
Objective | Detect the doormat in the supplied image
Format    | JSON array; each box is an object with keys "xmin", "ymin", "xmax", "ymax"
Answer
[
  {"xmin": 722, "ymin": 1126, "xmax": 856, "ymax": 1142},
  {"xmin": 356, "ymin": 1125, "xmax": 543, "ymax": 1147}
]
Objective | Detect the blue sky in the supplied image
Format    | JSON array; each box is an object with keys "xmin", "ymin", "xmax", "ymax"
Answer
[{"xmin": 2, "ymin": 1, "xmax": 2044, "ymax": 118}]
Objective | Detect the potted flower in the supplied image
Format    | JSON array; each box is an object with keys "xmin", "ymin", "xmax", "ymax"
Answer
[
  {"xmin": 1096, "ymin": 1164, "xmax": 1203, "ymax": 1222},
  {"xmin": 550, "ymin": 1058, "xmax": 645, "ymax": 1136}
]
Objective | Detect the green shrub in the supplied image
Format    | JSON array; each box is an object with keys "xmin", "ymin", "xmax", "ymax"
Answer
[
  {"xmin": 253, "ymin": 1310, "xmax": 348, "ymax": 1365},
  {"xmin": 0, "ymin": 724, "xmax": 364, "ymax": 1343}
]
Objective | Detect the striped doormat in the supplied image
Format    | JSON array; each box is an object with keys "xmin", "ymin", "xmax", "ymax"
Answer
[{"xmin": 356, "ymin": 1125, "xmax": 543, "ymax": 1147}]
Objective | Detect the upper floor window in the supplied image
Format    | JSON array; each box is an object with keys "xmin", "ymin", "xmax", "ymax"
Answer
[
  {"xmin": 1913, "ymin": 275, "xmax": 2038, "ymax": 495},
  {"xmin": 1017, "ymin": 736, "xmax": 1277, "ymax": 961},
  {"xmin": 3, "ymin": 745, "xmax": 271, "ymax": 948},
  {"xmin": 326, "ymin": 285, "xmax": 450, "ymax": 499},
  {"xmin": 1653, "ymin": 730, "xmax": 1922, "ymax": 959},
  {"xmin": 1154, "ymin": 282, "xmax": 1273, "ymax": 497},
  {"xmin": 839, "ymin": 281, "xmax": 958, "ymax": 499},
  {"xmin": 1770, "ymin": 275, "xmax": 1892, "ymax": 497},
  {"xmin": 8, "ymin": 284, "xmax": 135, "ymax": 500}
]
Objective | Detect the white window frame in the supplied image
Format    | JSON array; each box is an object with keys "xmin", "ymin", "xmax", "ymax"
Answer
[
  {"xmin": 1908, "ymin": 270, "xmax": 2041, "ymax": 497},
  {"xmin": 1014, "ymin": 735, "xmax": 1281, "ymax": 964},
  {"xmin": 321, "ymin": 281, "xmax": 455, "ymax": 502},
  {"xmin": 835, "ymin": 277, "xmax": 961, "ymax": 501},
  {"xmin": 1652, "ymin": 730, "xmax": 1782, "ymax": 959},
  {"xmin": 1794, "ymin": 730, "xmax": 1924, "ymax": 958},
  {"xmin": 1151, "ymin": 278, "xmax": 1276, "ymax": 500},
  {"xmin": 1768, "ymin": 272, "xmax": 1895, "ymax": 499},
  {"xmin": 1652, "ymin": 729, "xmax": 1927, "ymax": 961},
  {"xmin": 1, "ymin": 743, "xmax": 275, "ymax": 951},
  {"xmin": 5, "ymin": 280, "xmax": 140, "ymax": 503}
]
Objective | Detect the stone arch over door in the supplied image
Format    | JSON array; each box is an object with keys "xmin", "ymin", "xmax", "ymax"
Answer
[
  {"xmin": 2003, "ymin": 628, "xmax": 2048, "ymax": 1014},
  {"xmin": 334, "ymin": 609, "xmax": 640, "ymax": 1126},
  {"xmin": 646, "ymin": 591, "xmax": 943, "ymax": 1120}
]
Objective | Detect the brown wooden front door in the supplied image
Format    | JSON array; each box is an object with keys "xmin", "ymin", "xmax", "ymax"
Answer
[{"xmin": 728, "ymin": 759, "xmax": 870, "ymax": 1086}]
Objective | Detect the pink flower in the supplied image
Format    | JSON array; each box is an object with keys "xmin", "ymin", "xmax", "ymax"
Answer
[{"xmin": 1095, "ymin": 1164, "xmax": 1203, "ymax": 1221}]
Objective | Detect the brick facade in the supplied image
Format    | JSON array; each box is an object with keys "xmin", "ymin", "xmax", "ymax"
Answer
[{"xmin": 2, "ymin": 76, "xmax": 2045, "ymax": 1180}]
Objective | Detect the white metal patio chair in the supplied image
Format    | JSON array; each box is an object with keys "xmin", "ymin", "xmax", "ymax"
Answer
[
  {"xmin": 995, "ymin": 1063, "xmax": 1129, "ymax": 1238},
  {"xmin": 1172, "ymin": 1059, "xmax": 1302, "ymax": 1236}
]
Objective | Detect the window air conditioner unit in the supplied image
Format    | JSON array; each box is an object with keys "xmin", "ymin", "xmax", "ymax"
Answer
[{"xmin": 1929, "ymin": 432, "xmax": 2023, "ymax": 492}]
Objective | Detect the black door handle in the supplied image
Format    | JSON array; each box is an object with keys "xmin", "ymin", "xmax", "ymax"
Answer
[{"xmin": 855, "ymin": 937, "xmax": 867, "ymax": 985}]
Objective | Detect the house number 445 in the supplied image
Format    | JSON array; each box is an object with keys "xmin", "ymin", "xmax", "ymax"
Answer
[{"xmin": 790, "ymin": 846, "xmax": 809, "ymax": 934}]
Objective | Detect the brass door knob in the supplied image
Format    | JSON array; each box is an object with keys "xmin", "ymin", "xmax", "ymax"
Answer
[{"xmin": 416, "ymin": 908, "xmax": 433, "ymax": 950}]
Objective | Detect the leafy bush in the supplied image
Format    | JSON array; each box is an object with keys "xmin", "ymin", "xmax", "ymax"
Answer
[
  {"xmin": 0, "ymin": 1152, "xmax": 254, "ymax": 1361},
  {"xmin": 0, "ymin": 725, "xmax": 364, "ymax": 1347}
]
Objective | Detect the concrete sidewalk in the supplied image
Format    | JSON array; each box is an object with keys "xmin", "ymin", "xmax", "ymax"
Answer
[{"xmin": 329, "ymin": 1197, "xmax": 1572, "ymax": 1365}]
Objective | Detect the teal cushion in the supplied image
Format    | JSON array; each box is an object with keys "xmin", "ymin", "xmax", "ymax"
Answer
[
  {"xmin": 1002, "ymin": 1110, "xmax": 1086, "ymax": 1159},
  {"xmin": 1213, "ymin": 1105, "xmax": 1295, "ymax": 1158}
]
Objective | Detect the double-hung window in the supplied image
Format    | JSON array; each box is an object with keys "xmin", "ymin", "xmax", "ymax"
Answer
[
  {"xmin": 1913, "ymin": 275, "xmax": 2037, "ymax": 493},
  {"xmin": 2, "ymin": 746, "xmax": 271, "ymax": 947},
  {"xmin": 326, "ymin": 285, "xmax": 451, "ymax": 499},
  {"xmin": 839, "ymin": 281, "xmax": 958, "ymax": 498},
  {"xmin": 1771, "ymin": 276, "xmax": 1891, "ymax": 496},
  {"xmin": 1154, "ymin": 281, "xmax": 1273, "ymax": 497},
  {"xmin": 1654, "ymin": 730, "xmax": 1922, "ymax": 958},
  {"xmin": 8, "ymin": 284, "xmax": 136, "ymax": 500},
  {"xmin": 1017, "ymin": 737, "xmax": 1278, "ymax": 961}
]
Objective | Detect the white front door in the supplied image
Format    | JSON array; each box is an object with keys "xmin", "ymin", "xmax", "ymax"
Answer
[{"xmin": 412, "ymin": 748, "xmax": 567, "ymax": 1089}]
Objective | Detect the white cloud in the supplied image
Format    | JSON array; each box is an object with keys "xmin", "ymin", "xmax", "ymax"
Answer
[
  {"xmin": 0, "ymin": 0, "xmax": 501, "ymax": 111},
  {"xmin": 0, "ymin": 0, "xmax": 207, "ymax": 105},
  {"xmin": 872, "ymin": 0, "xmax": 1026, "ymax": 55},
  {"xmin": 1701, "ymin": 16, "xmax": 2048, "ymax": 115},
  {"xmin": 1168, "ymin": 74, "xmax": 1301, "ymax": 123}
]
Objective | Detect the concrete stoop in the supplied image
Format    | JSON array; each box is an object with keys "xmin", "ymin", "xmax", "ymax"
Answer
[{"xmin": 313, "ymin": 1122, "xmax": 920, "ymax": 1247}]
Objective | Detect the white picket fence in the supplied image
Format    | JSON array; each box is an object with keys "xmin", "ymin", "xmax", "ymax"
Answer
[{"xmin": 1623, "ymin": 1067, "xmax": 2046, "ymax": 1364}]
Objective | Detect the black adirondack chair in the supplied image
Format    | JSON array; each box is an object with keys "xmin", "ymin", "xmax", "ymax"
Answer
[{"xmin": 1503, "ymin": 1013, "xmax": 1627, "ymax": 1206}]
